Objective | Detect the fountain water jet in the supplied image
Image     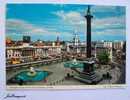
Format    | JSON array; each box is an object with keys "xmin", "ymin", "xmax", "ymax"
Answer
[{"xmin": 27, "ymin": 67, "xmax": 37, "ymax": 77}]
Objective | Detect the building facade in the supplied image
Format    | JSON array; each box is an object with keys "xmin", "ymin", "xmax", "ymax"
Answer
[{"xmin": 6, "ymin": 42, "xmax": 62, "ymax": 64}]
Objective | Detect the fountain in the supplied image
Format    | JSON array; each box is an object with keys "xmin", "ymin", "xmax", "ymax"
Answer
[
  {"xmin": 27, "ymin": 67, "xmax": 37, "ymax": 77},
  {"xmin": 72, "ymin": 58, "xmax": 78, "ymax": 65},
  {"xmin": 64, "ymin": 59, "xmax": 84, "ymax": 68},
  {"xmin": 8, "ymin": 67, "xmax": 50, "ymax": 84}
]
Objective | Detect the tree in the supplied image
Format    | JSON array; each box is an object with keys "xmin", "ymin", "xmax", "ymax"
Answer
[{"xmin": 97, "ymin": 51, "xmax": 110, "ymax": 65}]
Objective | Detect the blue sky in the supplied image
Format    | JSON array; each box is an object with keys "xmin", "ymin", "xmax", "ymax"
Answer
[{"xmin": 6, "ymin": 4, "xmax": 126, "ymax": 41}]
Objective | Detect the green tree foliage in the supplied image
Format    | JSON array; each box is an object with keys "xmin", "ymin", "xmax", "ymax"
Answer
[{"xmin": 97, "ymin": 51, "xmax": 110, "ymax": 64}]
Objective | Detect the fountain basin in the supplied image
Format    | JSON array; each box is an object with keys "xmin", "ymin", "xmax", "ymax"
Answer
[
  {"xmin": 64, "ymin": 61, "xmax": 84, "ymax": 68},
  {"xmin": 15, "ymin": 70, "xmax": 49, "ymax": 82}
]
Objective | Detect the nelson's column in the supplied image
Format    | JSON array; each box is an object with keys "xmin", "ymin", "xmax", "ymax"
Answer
[
  {"xmin": 75, "ymin": 6, "xmax": 102, "ymax": 84},
  {"xmin": 83, "ymin": 6, "xmax": 94, "ymax": 73},
  {"xmin": 85, "ymin": 5, "xmax": 93, "ymax": 58}
]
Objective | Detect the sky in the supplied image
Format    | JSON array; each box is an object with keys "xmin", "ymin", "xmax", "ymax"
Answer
[{"xmin": 6, "ymin": 4, "xmax": 126, "ymax": 42}]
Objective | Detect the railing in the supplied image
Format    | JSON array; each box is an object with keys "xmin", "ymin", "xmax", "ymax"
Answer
[{"xmin": 6, "ymin": 58, "xmax": 62, "ymax": 68}]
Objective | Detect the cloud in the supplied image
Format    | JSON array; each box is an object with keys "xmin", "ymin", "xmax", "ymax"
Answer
[
  {"xmin": 6, "ymin": 19, "xmax": 45, "ymax": 34},
  {"xmin": 92, "ymin": 28, "xmax": 126, "ymax": 41},
  {"xmin": 6, "ymin": 5, "xmax": 125, "ymax": 41},
  {"xmin": 54, "ymin": 10, "xmax": 125, "ymax": 36},
  {"xmin": 93, "ymin": 28, "xmax": 125, "ymax": 35},
  {"xmin": 54, "ymin": 10, "xmax": 86, "ymax": 33},
  {"xmin": 6, "ymin": 19, "xmax": 60, "ymax": 35},
  {"xmin": 6, "ymin": 19, "xmax": 74, "ymax": 41},
  {"xmin": 55, "ymin": 10, "xmax": 85, "ymax": 25},
  {"xmin": 92, "ymin": 15, "xmax": 125, "ymax": 32}
]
